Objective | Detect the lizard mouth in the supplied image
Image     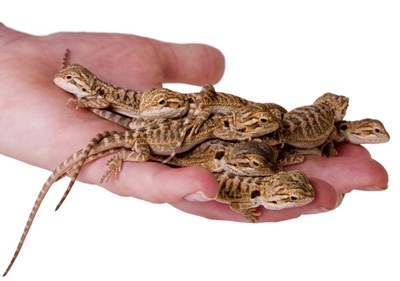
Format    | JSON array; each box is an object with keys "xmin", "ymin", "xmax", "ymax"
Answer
[{"xmin": 236, "ymin": 121, "xmax": 279, "ymax": 135}]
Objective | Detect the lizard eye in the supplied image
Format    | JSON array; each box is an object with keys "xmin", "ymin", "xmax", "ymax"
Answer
[
  {"xmin": 340, "ymin": 124, "xmax": 348, "ymax": 131},
  {"xmin": 81, "ymin": 88, "xmax": 87, "ymax": 92},
  {"xmin": 250, "ymin": 190, "xmax": 261, "ymax": 199},
  {"xmin": 259, "ymin": 117, "xmax": 268, "ymax": 123},
  {"xmin": 66, "ymin": 75, "xmax": 72, "ymax": 80},
  {"xmin": 251, "ymin": 160, "xmax": 260, "ymax": 167},
  {"xmin": 374, "ymin": 128, "xmax": 381, "ymax": 133},
  {"xmin": 290, "ymin": 195, "xmax": 298, "ymax": 201},
  {"xmin": 215, "ymin": 151, "xmax": 225, "ymax": 160},
  {"xmin": 158, "ymin": 99, "xmax": 166, "ymax": 106}
]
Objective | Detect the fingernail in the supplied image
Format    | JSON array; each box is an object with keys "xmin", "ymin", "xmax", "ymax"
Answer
[
  {"xmin": 335, "ymin": 193, "xmax": 345, "ymax": 208},
  {"xmin": 304, "ymin": 206, "xmax": 331, "ymax": 215},
  {"xmin": 184, "ymin": 191, "xmax": 212, "ymax": 202},
  {"xmin": 359, "ymin": 184, "xmax": 388, "ymax": 191}
]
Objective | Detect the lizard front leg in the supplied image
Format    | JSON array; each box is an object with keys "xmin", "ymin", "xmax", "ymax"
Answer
[
  {"xmin": 229, "ymin": 202, "xmax": 261, "ymax": 222},
  {"xmin": 67, "ymin": 97, "xmax": 111, "ymax": 109}
]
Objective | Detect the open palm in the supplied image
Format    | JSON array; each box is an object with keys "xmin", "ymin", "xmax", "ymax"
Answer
[{"xmin": 0, "ymin": 23, "xmax": 388, "ymax": 222}]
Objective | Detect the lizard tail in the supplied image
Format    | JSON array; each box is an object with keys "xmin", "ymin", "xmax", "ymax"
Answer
[
  {"xmin": 3, "ymin": 131, "xmax": 116, "ymax": 276},
  {"xmin": 54, "ymin": 131, "xmax": 117, "ymax": 211}
]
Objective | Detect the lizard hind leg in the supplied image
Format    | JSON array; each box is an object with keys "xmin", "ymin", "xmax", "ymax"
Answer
[{"xmin": 100, "ymin": 139, "xmax": 151, "ymax": 183}]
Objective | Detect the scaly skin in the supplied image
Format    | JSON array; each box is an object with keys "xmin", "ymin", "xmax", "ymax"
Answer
[
  {"xmin": 54, "ymin": 64, "xmax": 190, "ymax": 120},
  {"xmin": 155, "ymin": 140, "xmax": 281, "ymax": 176},
  {"xmin": 281, "ymin": 92, "xmax": 349, "ymax": 149},
  {"xmin": 181, "ymin": 84, "xmax": 287, "ymax": 136},
  {"xmin": 54, "ymin": 64, "xmax": 143, "ymax": 117},
  {"xmin": 215, "ymin": 170, "xmax": 315, "ymax": 222},
  {"xmin": 320, "ymin": 118, "xmax": 390, "ymax": 157},
  {"xmin": 139, "ymin": 87, "xmax": 190, "ymax": 119}
]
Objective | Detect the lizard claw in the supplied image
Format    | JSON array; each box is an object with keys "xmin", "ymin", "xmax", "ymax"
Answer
[{"xmin": 101, "ymin": 157, "xmax": 123, "ymax": 183}]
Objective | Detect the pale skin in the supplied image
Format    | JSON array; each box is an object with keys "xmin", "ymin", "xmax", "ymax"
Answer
[{"xmin": 0, "ymin": 23, "xmax": 388, "ymax": 222}]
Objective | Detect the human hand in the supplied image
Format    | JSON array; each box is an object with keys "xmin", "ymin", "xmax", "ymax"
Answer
[{"xmin": 0, "ymin": 23, "xmax": 388, "ymax": 222}]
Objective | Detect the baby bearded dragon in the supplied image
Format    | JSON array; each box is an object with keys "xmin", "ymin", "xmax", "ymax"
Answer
[
  {"xmin": 179, "ymin": 84, "xmax": 286, "ymax": 136},
  {"xmin": 281, "ymin": 92, "xmax": 349, "ymax": 149},
  {"xmin": 53, "ymin": 64, "xmax": 142, "ymax": 117},
  {"xmin": 282, "ymin": 118, "xmax": 391, "ymax": 158},
  {"xmin": 54, "ymin": 64, "xmax": 189, "ymax": 119},
  {"xmin": 183, "ymin": 84, "xmax": 252, "ymax": 134},
  {"xmin": 334, "ymin": 118, "xmax": 390, "ymax": 144},
  {"xmin": 215, "ymin": 170, "xmax": 315, "ymax": 222},
  {"xmin": 138, "ymin": 88, "xmax": 190, "ymax": 119},
  {"xmin": 320, "ymin": 118, "xmax": 390, "ymax": 157},
  {"xmin": 156, "ymin": 140, "xmax": 280, "ymax": 176}
]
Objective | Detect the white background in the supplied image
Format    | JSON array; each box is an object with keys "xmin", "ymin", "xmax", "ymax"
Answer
[{"xmin": 0, "ymin": 1, "xmax": 398, "ymax": 280}]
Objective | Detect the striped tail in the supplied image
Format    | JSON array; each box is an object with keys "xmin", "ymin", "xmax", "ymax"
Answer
[
  {"xmin": 3, "ymin": 130, "xmax": 116, "ymax": 276},
  {"xmin": 55, "ymin": 131, "xmax": 117, "ymax": 211},
  {"xmin": 55, "ymin": 147, "xmax": 121, "ymax": 211}
]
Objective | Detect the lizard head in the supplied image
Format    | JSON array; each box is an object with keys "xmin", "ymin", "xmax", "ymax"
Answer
[
  {"xmin": 139, "ymin": 88, "xmax": 189, "ymax": 118},
  {"xmin": 232, "ymin": 107, "xmax": 280, "ymax": 138},
  {"xmin": 53, "ymin": 64, "xmax": 96, "ymax": 98},
  {"xmin": 339, "ymin": 118, "xmax": 390, "ymax": 144},
  {"xmin": 255, "ymin": 170, "xmax": 315, "ymax": 210},
  {"xmin": 226, "ymin": 142, "xmax": 279, "ymax": 176},
  {"xmin": 314, "ymin": 92, "xmax": 349, "ymax": 121}
]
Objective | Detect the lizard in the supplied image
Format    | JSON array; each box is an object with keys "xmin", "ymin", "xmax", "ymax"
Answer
[
  {"xmin": 53, "ymin": 63, "xmax": 190, "ymax": 120},
  {"xmin": 215, "ymin": 170, "xmax": 315, "ymax": 222},
  {"xmin": 309, "ymin": 118, "xmax": 390, "ymax": 157},
  {"xmin": 179, "ymin": 84, "xmax": 287, "ymax": 136},
  {"xmin": 280, "ymin": 92, "xmax": 349, "ymax": 149},
  {"xmin": 152, "ymin": 140, "xmax": 281, "ymax": 176},
  {"xmin": 160, "ymin": 84, "xmax": 287, "ymax": 162}
]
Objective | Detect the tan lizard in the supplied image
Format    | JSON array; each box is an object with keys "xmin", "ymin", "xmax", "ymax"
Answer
[
  {"xmin": 153, "ymin": 140, "xmax": 280, "ymax": 176},
  {"xmin": 259, "ymin": 117, "xmax": 390, "ymax": 164},
  {"xmin": 54, "ymin": 64, "xmax": 189, "ymax": 120},
  {"xmin": 314, "ymin": 118, "xmax": 390, "ymax": 157},
  {"xmin": 281, "ymin": 92, "xmax": 349, "ymax": 149},
  {"xmin": 215, "ymin": 170, "xmax": 315, "ymax": 222}
]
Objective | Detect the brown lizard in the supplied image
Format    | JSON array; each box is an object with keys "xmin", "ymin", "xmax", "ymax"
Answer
[
  {"xmin": 179, "ymin": 84, "xmax": 286, "ymax": 136},
  {"xmin": 153, "ymin": 140, "xmax": 281, "ymax": 176},
  {"xmin": 313, "ymin": 118, "xmax": 390, "ymax": 157},
  {"xmin": 281, "ymin": 92, "xmax": 349, "ymax": 149},
  {"xmin": 215, "ymin": 170, "xmax": 315, "ymax": 222},
  {"xmin": 54, "ymin": 64, "xmax": 189, "ymax": 120}
]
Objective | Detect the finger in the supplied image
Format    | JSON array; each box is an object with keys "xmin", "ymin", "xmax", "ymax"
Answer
[
  {"xmin": 285, "ymin": 155, "xmax": 389, "ymax": 193},
  {"xmin": 78, "ymin": 156, "xmax": 218, "ymax": 204},
  {"xmin": 335, "ymin": 143, "xmax": 371, "ymax": 158},
  {"xmin": 171, "ymin": 178, "xmax": 339, "ymax": 222},
  {"xmin": 46, "ymin": 32, "xmax": 225, "ymax": 89},
  {"xmin": 156, "ymin": 41, "xmax": 226, "ymax": 85}
]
